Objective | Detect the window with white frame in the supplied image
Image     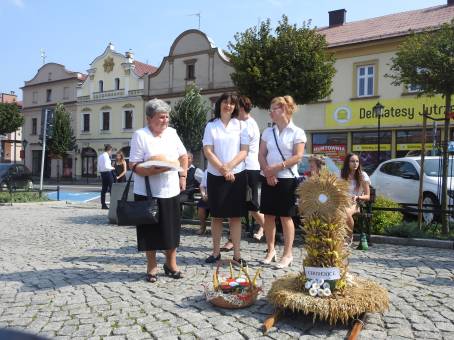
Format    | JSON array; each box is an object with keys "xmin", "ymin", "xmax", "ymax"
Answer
[
  {"xmin": 407, "ymin": 84, "xmax": 422, "ymax": 93},
  {"xmin": 63, "ymin": 87, "xmax": 70, "ymax": 99},
  {"xmin": 357, "ymin": 65, "xmax": 375, "ymax": 97},
  {"xmin": 115, "ymin": 78, "xmax": 120, "ymax": 90},
  {"xmin": 123, "ymin": 110, "xmax": 133, "ymax": 130},
  {"xmin": 81, "ymin": 113, "xmax": 90, "ymax": 132},
  {"xmin": 98, "ymin": 80, "xmax": 104, "ymax": 93},
  {"xmin": 101, "ymin": 111, "xmax": 110, "ymax": 131}
]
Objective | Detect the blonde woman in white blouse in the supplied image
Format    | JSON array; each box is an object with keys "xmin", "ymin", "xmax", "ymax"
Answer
[{"xmin": 258, "ymin": 95, "xmax": 306, "ymax": 269}]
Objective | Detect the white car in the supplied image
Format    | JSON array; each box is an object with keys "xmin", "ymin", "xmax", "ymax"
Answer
[{"xmin": 370, "ymin": 156, "xmax": 454, "ymax": 224}]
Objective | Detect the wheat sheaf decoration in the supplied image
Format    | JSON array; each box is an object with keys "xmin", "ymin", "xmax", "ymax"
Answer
[{"xmin": 297, "ymin": 170, "xmax": 350, "ymax": 221}]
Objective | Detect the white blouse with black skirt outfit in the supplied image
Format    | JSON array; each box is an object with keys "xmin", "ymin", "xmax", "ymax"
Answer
[
  {"xmin": 244, "ymin": 116, "xmax": 261, "ymax": 211},
  {"xmin": 260, "ymin": 121, "xmax": 306, "ymax": 217},
  {"xmin": 202, "ymin": 118, "xmax": 249, "ymax": 218},
  {"xmin": 129, "ymin": 126, "xmax": 187, "ymax": 251}
]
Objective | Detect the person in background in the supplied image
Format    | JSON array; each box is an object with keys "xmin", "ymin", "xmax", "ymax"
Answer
[
  {"xmin": 202, "ymin": 93, "xmax": 249, "ymax": 266},
  {"xmin": 180, "ymin": 151, "xmax": 200, "ymax": 202},
  {"xmin": 238, "ymin": 95, "xmax": 266, "ymax": 241},
  {"xmin": 129, "ymin": 98, "xmax": 188, "ymax": 283},
  {"xmin": 341, "ymin": 153, "xmax": 370, "ymax": 241},
  {"xmin": 304, "ymin": 154, "xmax": 326, "ymax": 179},
  {"xmin": 115, "ymin": 151, "xmax": 127, "ymax": 183},
  {"xmin": 259, "ymin": 95, "xmax": 306, "ymax": 269},
  {"xmin": 97, "ymin": 144, "xmax": 115, "ymax": 209},
  {"xmin": 197, "ymin": 169, "xmax": 210, "ymax": 235}
]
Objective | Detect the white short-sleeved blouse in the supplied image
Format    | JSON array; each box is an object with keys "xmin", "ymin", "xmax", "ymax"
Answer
[
  {"xmin": 349, "ymin": 171, "xmax": 371, "ymax": 196},
  {"xmin": 202, "ymin": 118, "xmax": 249, "ymax": 176},
  {"xmin": 261, "ymin": 121, "xmax": 307, "ymax": 179},
  {"xmin": 129, "ymin": 126, "xmax": 186, "ymax": 198},
  {"xmin": 244, "ymin": 116, "xmax": 261, "ymax": 171}
]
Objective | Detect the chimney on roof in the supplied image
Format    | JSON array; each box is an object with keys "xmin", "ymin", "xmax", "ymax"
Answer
[
  {"xmin": 329, "ymin": 9, "xmax": 346, "ymax": 27},
  {"xmin": 448, "ymin": 0, "xmax": 454, "ymax": 6}
]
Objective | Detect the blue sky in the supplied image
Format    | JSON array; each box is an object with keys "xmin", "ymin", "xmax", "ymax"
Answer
[{"xmin": 0, "ymin": 0, "xmax": 446, "ymax": 99}]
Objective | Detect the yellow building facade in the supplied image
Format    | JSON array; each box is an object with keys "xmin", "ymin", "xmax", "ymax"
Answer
[{"xmin": 76, "ymin": 43, "xmax": 156, "ymax": 178}]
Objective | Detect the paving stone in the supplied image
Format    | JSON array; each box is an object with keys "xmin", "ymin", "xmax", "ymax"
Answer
[{"xmin": 1, "ymin": 204, "xmax": 453, "ymax": 340}]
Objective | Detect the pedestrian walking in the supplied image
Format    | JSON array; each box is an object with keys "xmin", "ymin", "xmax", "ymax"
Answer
[{"xmin": 97, "ymin": 144, "xmax": 115, "ymax": 209}]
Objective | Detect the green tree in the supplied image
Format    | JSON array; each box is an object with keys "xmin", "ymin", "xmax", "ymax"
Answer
[
  {"xmin": 47, "ymin": 103, "xmax": 76, "ymax": 179},
  {"xmin": 388, "ymin": 20, "xmax": 454, "ymax": 234},
  {"xmin": 0, "ymin": 102, "xmax": 24, "ymax": 135},
  {"xmin": 170, "ymin": 85, "xmax": 209, "ymax": 152},
  {"xmin": 228, "ymin": 15, "xmax": 336, "ymax": 109}
]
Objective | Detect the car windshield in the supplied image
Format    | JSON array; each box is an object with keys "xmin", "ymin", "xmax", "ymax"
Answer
[
  {"xmin": 417, "ymin": 159, "xmax": 454, "ymax": 177},
  {"xmin": 0, "ymin": 164, "xmax": 11, "ymax": 176},
  {"xmin": 298, "ymin": 156, "xmax": 340, "ymax": 176}
]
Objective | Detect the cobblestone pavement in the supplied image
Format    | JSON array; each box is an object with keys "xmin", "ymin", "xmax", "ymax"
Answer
[{"xmin": 0, "ymin": 203, "xmax": 453, "ymax": 340}]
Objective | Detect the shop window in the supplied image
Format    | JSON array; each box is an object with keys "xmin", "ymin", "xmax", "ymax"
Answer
[
  {"xmin": 312, "ymin": 132, "xmax": 348, "ymax": 167},
  {"xmin": 396, "ymin": 129, "xmax": 440, "ymax": 158},
  {"xmin": 352, "ymin": 131, "xmax": 391, "ymax": 171}
]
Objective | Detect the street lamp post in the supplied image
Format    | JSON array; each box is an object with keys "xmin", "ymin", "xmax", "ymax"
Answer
[
  {"xmin": 22, "ymin": 139, "xmax": 28, "ymax": 168},
  {"xmin": 74, "ymin": 145, "xmax": 79, "ymax": 183},
  {"xmin": 373, "ymin": 102, "xmax": 385, "ymax": 167}
]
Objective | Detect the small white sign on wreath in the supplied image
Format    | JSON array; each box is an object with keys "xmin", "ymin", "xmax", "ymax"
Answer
[{"xmin": 304, "ymin": 267, "xmax": 341, "ymax": 281}]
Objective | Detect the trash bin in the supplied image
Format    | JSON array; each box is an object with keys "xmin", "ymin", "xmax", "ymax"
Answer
[{"xmin": 108, "ymin": 182, "xmax": 134, "ymax": 224}]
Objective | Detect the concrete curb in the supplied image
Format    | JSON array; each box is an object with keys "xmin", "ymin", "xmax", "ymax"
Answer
[
  {"xmin": 0, "ymin": 200, "xmax": 67, "ymax": 207},
  {"xmin": 355, "ymin": 234, "xmax": 454, "ymax": 250}
]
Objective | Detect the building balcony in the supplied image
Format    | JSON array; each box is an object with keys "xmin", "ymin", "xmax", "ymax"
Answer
[
  {"xmin": 93, "ymin": 89, "xmax": 125, "ymax": 100},
  {"xmin": 128, "ymin": 89, "xmax": 144, "ymax": 96}
]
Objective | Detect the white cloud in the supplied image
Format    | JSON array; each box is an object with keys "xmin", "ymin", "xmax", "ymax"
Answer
[{"xmin": 10, "ymin": 0, "xmax": 25, "ymax": 8}]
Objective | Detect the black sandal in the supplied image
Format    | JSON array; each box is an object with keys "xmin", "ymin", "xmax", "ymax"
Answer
[
  {"xmin": 163, "ymin": 263, "xmax": 184, "ymax": 279},
  {"xmin": 146, "ymin": 273, "xmax": 158, "ymax": 283}
]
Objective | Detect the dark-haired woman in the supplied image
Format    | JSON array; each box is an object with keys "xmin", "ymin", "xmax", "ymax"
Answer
[
  {"xmin": 341, "ymin": 153, "xmax": 370, "ymax": 238},
  {"xmin": 202, "ymin": 93, "xmax": 249, "ymax": 266},
  {"xmin": 115, "ymin": 151, "xmax": 127, "ymax": 182},
  {"xmin": 238, "ymin": 95, "xmax": 265, "ymax": 241}
]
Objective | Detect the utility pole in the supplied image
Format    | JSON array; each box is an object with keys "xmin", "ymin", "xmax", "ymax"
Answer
[{"xmin": 39, "ymin": 109, "xmax": 48, "ymax": 193}]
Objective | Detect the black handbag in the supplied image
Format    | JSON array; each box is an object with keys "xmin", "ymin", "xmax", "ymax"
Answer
[{"xmin": 117, "ymin": 166, "xmax": 159, "ymax": 226}]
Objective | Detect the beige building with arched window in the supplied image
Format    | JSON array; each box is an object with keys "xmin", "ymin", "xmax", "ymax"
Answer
[{"xmin": 76, "ymin": 43, "xmax": 156, "ymax": 178}]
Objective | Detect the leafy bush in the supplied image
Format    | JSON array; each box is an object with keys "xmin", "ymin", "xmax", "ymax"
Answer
[
  {"xmin": 0, "ymin": 192, "xmax": 48, "ymax": 203},
  {"xmin": 370, "ymin": 196, "xmax": 403, "ymax": 234},
  {"xmin": 384, "ymin": 221, "xmax": 425, "ymax": 238}
]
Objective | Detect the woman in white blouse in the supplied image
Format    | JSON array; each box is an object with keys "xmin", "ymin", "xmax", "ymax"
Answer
[
  {"xmin": 259, "ymin": 95, "xmax": 306, "ymax": 269},
  {"xmin": 202, "ymin": 93, "xmax": 249, "ymax": 266},
  {"xmin": 341, "ymin": 153, "xmax": 370, "ymax": 240},
  {"xmin": 129, "ymin": 99, "xmax": 188, "ymax": 283}
]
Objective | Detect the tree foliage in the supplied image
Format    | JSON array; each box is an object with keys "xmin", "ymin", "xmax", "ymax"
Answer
[
  {"xmin": 170, "ymin": 85, "xmax": 209, "ymax": 152},
  {"xmin": 228, "ymin": 15, "xmax": 336, "ymax": 108},
  {"xmin": 387, "ymin": 19, "xmax": 454, "ymax": 97},
  {"xmin": 47, "ymin": 103, "xmax": 76, "ymax": 159},
  {"xmin": 0, "ymin": 102, "xmax": 24, "ymax": 135}
]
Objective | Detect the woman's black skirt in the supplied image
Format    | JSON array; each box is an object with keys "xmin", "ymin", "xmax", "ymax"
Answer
[
  {"xmin": 135, "ymin": 194, "xmax": 181, "ymax": 251},
  {"xmin": 207, "ymin": 171, "xmax": 247, "ymax": 218},
  {"xmin": 246, "ymin": 170, "xmax": 260, "ymax": 212},
  {"xmin": 260, "ymin": 176, "xmax": 298, "ymax": 217}
]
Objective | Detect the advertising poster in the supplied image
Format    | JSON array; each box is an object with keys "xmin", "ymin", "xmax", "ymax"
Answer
[{"xmin": 313, "ymin": 144, "xmax": 347, "ymax": 168}]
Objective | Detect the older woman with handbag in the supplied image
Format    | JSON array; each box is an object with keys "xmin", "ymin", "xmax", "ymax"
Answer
[{"xmin": 129, "ymin": 99, "xmax": 188, "ymax": 283}]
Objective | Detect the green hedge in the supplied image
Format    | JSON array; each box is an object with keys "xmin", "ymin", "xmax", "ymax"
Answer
[
  {"xmin": 370, "ymin": 196, "xmax": 403, "ymax": 234},
  {"xmin": 0, "ymin": 192, "xmax": 48, "ymax": 203}
]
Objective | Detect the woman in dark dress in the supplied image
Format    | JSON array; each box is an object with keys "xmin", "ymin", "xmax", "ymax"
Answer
[
  {"xmin": 129, "ymin": 99, "xmax": 188, "ymax": 283},
  {"xmin": 115, "ymin": 151, "xmax": 127, "ymax": 182}
]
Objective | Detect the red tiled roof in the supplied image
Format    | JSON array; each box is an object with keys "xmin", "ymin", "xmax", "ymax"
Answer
[
  {"xmin": 133, "ymin": 60, "xmax": 157, "ymax": 77},
  {"xmin": 319, "ymin": 5, "xmax": 454, "ymax": 47}
]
